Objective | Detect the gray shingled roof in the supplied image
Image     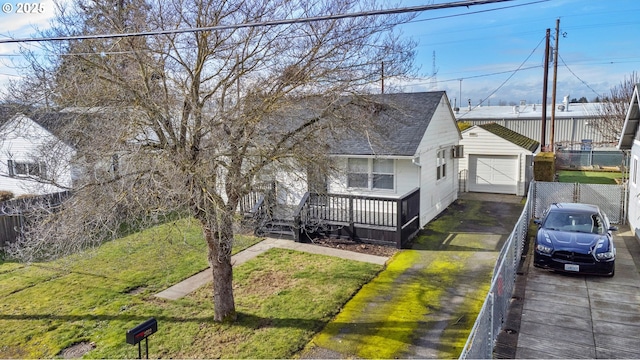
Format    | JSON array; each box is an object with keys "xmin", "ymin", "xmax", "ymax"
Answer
[
  {"xmin": 477, "ymin": 122, "xmax": 540, "ymax": 152},
  {"xmin": 0, "ymin": 106, "xmax": 96, "ymax": 149},
  {"xmin": 328, "ymin": 91, "xmax": 446, "ymax": 156}
]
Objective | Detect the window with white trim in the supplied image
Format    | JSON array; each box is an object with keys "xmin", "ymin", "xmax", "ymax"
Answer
[
  {"xmin": 347, "ymin": 158, "xmax": 368, "ymax": 188},
  {"xmin": 8, "ymin": 160, "xmax": 47, "ymax": 178},
  {"xmin": 436, "ymin": 149, "xmax": 447, "ymax": 180},
  {"xmin": 347, "ymin": 158, "xmax": 394, "ymax": 190}
]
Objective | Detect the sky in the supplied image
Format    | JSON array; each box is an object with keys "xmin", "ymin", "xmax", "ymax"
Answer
[
  {"xmin": 397, "ymin": 0, "xmax": 640, "ymax": 106},
  {"xmin": 0, "ymin": 0, "xmax": 638, "ymax": 105}
]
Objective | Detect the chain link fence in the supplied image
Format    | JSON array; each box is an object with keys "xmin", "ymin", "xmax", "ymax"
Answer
[
  {"xmin": 459, "ymin": 185, "xmax": 533, "ymax": 359},
  {"xmin": 532, "ymin": 181, "xmax": 625, "ymax": 224},
  {"xmin": 459, "ymin": 180, "xmax": 626, "ymax": 358},
  {"xmin": 555, "ymin": 150, "xmax": 625, "ymax": 169}
]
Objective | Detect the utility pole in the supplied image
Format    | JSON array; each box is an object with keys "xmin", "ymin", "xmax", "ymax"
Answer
[
  {"xmin": 550, "ymin": 18, "xmax": 560, "ymax": 152},
  {"xmin": 541, "ymin": 28, "xmax": 550, "ymax": 151},
  {"xmin": 381, "ymin": 61, "xmax": 385, "ymax": 94},
  {"xmin": 431, "ymin": 51, "xmax": 438, "ymax": 90},
  {"xmin": 459, "ymin": 79, "xmax": 463, "ymax": 107}
]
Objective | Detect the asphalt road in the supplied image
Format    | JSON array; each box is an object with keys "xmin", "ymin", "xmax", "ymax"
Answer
[{"xmin": 505, "ymin": 225, "xmax": 640, "ymax": 359}]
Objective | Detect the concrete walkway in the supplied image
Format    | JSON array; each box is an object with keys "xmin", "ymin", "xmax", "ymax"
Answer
[{"xmin": 154, "ymin": 237, "xmax": 389, "ymax": 300}]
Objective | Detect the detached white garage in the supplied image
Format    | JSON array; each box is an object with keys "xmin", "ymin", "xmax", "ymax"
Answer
[{"xmin": 460, "ymin": 123, "xmax": 539, "ymax": 196}]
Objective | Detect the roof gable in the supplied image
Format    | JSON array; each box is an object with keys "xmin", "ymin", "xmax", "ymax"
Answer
[
  {"xmin": 329, "ymin": 91, "xmax": 447, "ymax": 156},
  {"xmin": 617, "ymin": 84, "xmax": 640, "ymax": 150},
  {"xmin": 0, "ymin": 113, "xmax": 55, "ymax": 140},
  {"xmin": 474, "ymin": 122, "xmax": 540, "ymax": 152}
]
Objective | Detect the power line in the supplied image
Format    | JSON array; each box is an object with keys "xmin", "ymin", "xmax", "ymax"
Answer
[
  {"xmin": 457, "ymin": 35, "xmax": 546, "ymax": 118},
  {"xmin": 406, "ymin": 0, "xmax": 550, "ymax": 24},
  {"xmin": 0, "ymin": 0, "xmax": 543, "ymax": 44},
  {"xmin": 408, "ymin": 65, "xmax": 542, "ymax": 87},
  {"xmin": 558, "ymin": 53, "xmax": 602, "ymax": 98}
]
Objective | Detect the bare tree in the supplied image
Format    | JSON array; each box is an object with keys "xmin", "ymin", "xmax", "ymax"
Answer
[
  {"xmin": 7, "ymin": 0, "xmax": 417, "ymax": 321},
  {"xmin": 592, "ymin": 71, "xmax": 639, "ymax": 144}
]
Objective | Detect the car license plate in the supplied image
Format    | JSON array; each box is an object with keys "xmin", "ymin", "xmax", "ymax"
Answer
[{"xmin": 565, "ymin": 264, "xmax": 580, "ymax": 272}]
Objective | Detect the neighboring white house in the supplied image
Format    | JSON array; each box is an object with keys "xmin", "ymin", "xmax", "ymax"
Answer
[
  {"xmin": 0, "ymin": 113, "xmax": 76, "ymax": 197},
  {"xmin": 459, "ymin": 123, "xmax": 539, "ymax": 196},
  {"xmin": 617, "ymin": 84, "xmax": 640, "ymax": 236},
  {"xmin": 274, "ymin": 91, "xmax": 462, "ymax": 228}
]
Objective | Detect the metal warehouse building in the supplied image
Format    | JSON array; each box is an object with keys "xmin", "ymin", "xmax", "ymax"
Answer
[{"xmin": 454, "ymin": 100, "xmax": 617, "ymax": 151}]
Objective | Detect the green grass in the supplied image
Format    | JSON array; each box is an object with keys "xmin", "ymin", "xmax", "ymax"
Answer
[
  {"xmin": 557, "ymin": 170, "xmax": 623, "ymax": 184},
  {"xmin": 0, "ymin": 218, "xmax": 381, "ymax": 358}
]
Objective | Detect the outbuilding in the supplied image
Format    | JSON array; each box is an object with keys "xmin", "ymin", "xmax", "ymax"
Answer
[{"xmin": 459, "ymin": 122, "xmax": 539, "ymax": 196}]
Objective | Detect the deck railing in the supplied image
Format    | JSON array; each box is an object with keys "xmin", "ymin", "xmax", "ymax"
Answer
[{"xmin": 294, "ymin": 188, "xmax": 420, "ymax": 248}]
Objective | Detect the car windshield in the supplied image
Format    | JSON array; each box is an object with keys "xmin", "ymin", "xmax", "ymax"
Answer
[{"xmin": 543, "ymin": 211, "xmax": 605, "ymax": 234}]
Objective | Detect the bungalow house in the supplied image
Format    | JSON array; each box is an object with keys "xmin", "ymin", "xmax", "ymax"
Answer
[
  {"xmin": 0, "ymin": 111, "xmax": 76, "ymax": 197},
  {"xmin": 459, "ymin": 123, "xmax": 539, "ymax": 196},
  {"xmin": 258, "ymin": 91, "xmax": 462, "ymax": 247},
  {"xmin": 326, "ymin": 91, "xmax": 461, "ymax": 226},
  {"xmin": 617, "ymin": 84, "xmax": 640, "ymax": 236}
]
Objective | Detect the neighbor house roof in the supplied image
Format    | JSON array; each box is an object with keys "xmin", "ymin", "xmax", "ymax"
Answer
[
  {"xmin": 617, "ymin": 84, "xmax": 640, "ymax": 150},
  {"xmin": 476, "ymin": 122, "xmax": 540, "ymax": 152},
  {"xmin": 328, "ymin": 91, "xmax": 450, "ymax": 156},
  {"xmin": 455, "ymin": 101, "xmax": 602, "ymax": 121}
]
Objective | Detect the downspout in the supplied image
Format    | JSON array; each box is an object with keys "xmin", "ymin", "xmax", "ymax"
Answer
[
  {"xmin": 412, "ymin": 155, "xmax": 422, "ymax": 226},
  {"xmin": 412, "ymin": 155, "xmax": 421, "ymax": 188}
]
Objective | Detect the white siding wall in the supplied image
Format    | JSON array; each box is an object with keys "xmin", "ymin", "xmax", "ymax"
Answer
[
  {"xmin": 459, "ymin": 126, "xmax": 533, "ymax": 196},
  {"xmin": 0, "ymin": 115, "xmax": 75, "ymax": 196},
  {"xmin": 628, "ymin": 141, "xmax": 640, "ymax": 236},
  {"xmin": 327, "ymin": 157, "xmax": 419, "ymax": 198},
  {"xmin": 276, "ymin": 94, "xmax": 460, "ymax": 227},
  {"xmin": 414, "ymin": 95, "xmax": 460, "ymax": 227},
  {"xmin": 275, "ymin": 167, "xmax": 308, "ymax": 205}
]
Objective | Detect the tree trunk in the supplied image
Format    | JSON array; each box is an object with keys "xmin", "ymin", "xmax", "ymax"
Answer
[{"xmin": 202, "ymin": 219, "xmax": 236, "ymax": 322}]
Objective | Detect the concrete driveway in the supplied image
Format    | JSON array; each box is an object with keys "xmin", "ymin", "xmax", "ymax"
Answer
[{"xmin": 514, "ymin": 226, "xmax": 640, "ymax": 359}]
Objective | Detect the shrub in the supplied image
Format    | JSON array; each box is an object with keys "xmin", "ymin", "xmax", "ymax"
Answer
[
  {"xmin": 0, "ymin": 191, "xmax": 14, "ymax": 202},
  {"xmin": 534, "ymin": 152, "xmax": 555, "ymax": 181}
]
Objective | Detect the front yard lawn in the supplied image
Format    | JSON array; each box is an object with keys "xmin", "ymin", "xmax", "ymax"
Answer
[{"xmin": 0, "ymin": 218, "xmax": 381, "ymax": 358}]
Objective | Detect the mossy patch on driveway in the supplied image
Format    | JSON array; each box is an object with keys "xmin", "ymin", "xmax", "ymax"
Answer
[
  {"xmin": 306, "ymin": 249, "xmax": 496, "ymax": 359},
  {"xmin": 300, "ymin": 197, "xmax": 524, "ymax": 359}
]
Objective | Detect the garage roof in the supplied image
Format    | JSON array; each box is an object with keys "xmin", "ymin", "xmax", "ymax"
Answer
[{"xmin": 477, "ymin": 123, "xmax": 540, "ymax": 152}]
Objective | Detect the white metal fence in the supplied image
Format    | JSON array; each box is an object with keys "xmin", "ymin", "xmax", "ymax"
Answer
[{"xmin": 458, "ymin": 180, "xmax": 626, "ymax": 358}]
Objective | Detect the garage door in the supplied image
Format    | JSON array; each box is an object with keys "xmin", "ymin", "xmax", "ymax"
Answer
[{"xmin": 469, "ymin": 155, "xmax": 518, "ymax": 194}]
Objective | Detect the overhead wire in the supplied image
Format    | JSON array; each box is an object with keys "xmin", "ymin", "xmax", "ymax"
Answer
[
  {"xmin": 402, "ymin": 0, "xmax": 550, "ymax": 25},
  {"xmin": 0, "ymin": 0, "xmax": 545, "ymax": 44},
  {"xmin": 558, "ymin": 53, "xmax": 602, "ymax": 99},
  {"xmin": 0, "ymin": 0, "xmax": 550, "ymax": 85},
  {"xmin": 456, "ymin": 34, "xmax": 546, "ymax": 118}
]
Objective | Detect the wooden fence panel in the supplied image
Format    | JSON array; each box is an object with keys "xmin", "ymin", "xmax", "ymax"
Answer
[{"xmin": 0, "ymin": 215, "xmax": 24, "ymax": 249}]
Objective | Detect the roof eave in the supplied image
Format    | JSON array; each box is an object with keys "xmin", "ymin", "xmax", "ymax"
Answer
[{"xmin": 618, "ymin": 84, "xmax": 640, "ymax": 150}]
